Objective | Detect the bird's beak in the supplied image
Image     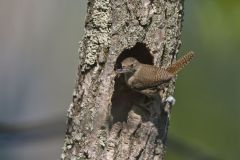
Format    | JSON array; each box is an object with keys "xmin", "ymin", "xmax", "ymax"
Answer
[{"xmin": 115, "ymin": 68, "xmax": 131, "ymax": 73}]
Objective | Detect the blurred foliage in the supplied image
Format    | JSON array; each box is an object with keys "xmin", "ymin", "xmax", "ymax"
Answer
[{"xmin": 167, "ymin": 0, "xmax": 240, "ymax": 160}]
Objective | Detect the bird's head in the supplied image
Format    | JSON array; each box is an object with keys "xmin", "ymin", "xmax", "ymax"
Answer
[{"xmin": 116, "ymin": 57, "xmax": 140, "ymax": 74}]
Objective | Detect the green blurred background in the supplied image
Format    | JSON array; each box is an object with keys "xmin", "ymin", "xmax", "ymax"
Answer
[
  {"xmin": 168, "ymin": 1, "xmax": 240, "ymax": 160},
  {"xmin": 0, "ymin": 0, "xmax": 239, "ymax": 160}
]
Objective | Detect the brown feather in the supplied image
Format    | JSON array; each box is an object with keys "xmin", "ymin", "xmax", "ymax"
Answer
[
  {"xmin": 166, "ymin": 51, "xmax": 194, "ymax": 74},
  {"xmin": 128, "ymin": 64, "xmax": 173, "ymax": 90}
]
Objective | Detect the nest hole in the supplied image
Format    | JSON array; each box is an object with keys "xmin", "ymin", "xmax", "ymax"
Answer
[
  {"xmin": 115, "ymin": 42, "xmax": 153, "ymax": 70},
  {"xmin": 111, "ymin": 43, "xmax": 153, "ymax": 123}
]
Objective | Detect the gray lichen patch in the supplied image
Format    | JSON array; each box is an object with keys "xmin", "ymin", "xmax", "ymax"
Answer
[{"xmin": 79, "ymin": 0, "xmax": 111, "ymax": 73}]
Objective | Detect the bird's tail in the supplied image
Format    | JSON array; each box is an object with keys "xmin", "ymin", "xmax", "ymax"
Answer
[{"xmin": 166, "ymin": 51, "xmax": 194, "ymax": 74}]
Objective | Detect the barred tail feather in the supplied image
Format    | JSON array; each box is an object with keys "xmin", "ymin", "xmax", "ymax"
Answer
[{"xmin": 166, "ymin": 51, "xmax": 194, "ymax": 74}]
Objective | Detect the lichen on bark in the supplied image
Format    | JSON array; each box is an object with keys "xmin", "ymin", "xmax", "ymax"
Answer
[{"xmin": 61, "ymin": 0, "xmax": 184, "ymax": 159}]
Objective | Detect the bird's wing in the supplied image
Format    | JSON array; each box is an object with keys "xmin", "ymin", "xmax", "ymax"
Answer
[{"xmin": 130, "ymin": 64, "xmax": 173, "ymax": 89}]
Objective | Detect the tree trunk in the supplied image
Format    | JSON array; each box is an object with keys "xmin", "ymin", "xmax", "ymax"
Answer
[{"xmin": 61, "ymin": 0, "xmax": 184, "ymax": 159}]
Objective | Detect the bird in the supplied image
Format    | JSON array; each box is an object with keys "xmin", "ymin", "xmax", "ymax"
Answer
[{"xmin": 116, "ymin": 51, "xmax": 194, "ymax": 97}]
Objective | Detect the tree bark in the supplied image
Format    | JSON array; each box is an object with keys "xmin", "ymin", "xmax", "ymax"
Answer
[{"xmin": 61, "ymin": 0, "xmax": 184, "ymax": 159}]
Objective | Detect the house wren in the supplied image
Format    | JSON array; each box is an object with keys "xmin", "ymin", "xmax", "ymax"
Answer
[{"xmin": 116, "ymin": 52, "xmax": 194, "ymax": 97}]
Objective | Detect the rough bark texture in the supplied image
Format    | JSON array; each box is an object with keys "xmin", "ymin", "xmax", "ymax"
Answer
[{"xmin": 61, "ymin": 0, "xmax": 184, "ymax": 159}]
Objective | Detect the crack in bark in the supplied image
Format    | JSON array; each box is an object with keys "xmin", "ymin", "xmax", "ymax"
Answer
[{"xmin": 134, "ymin": 124, "xmax": 153, "ymax": 159}]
